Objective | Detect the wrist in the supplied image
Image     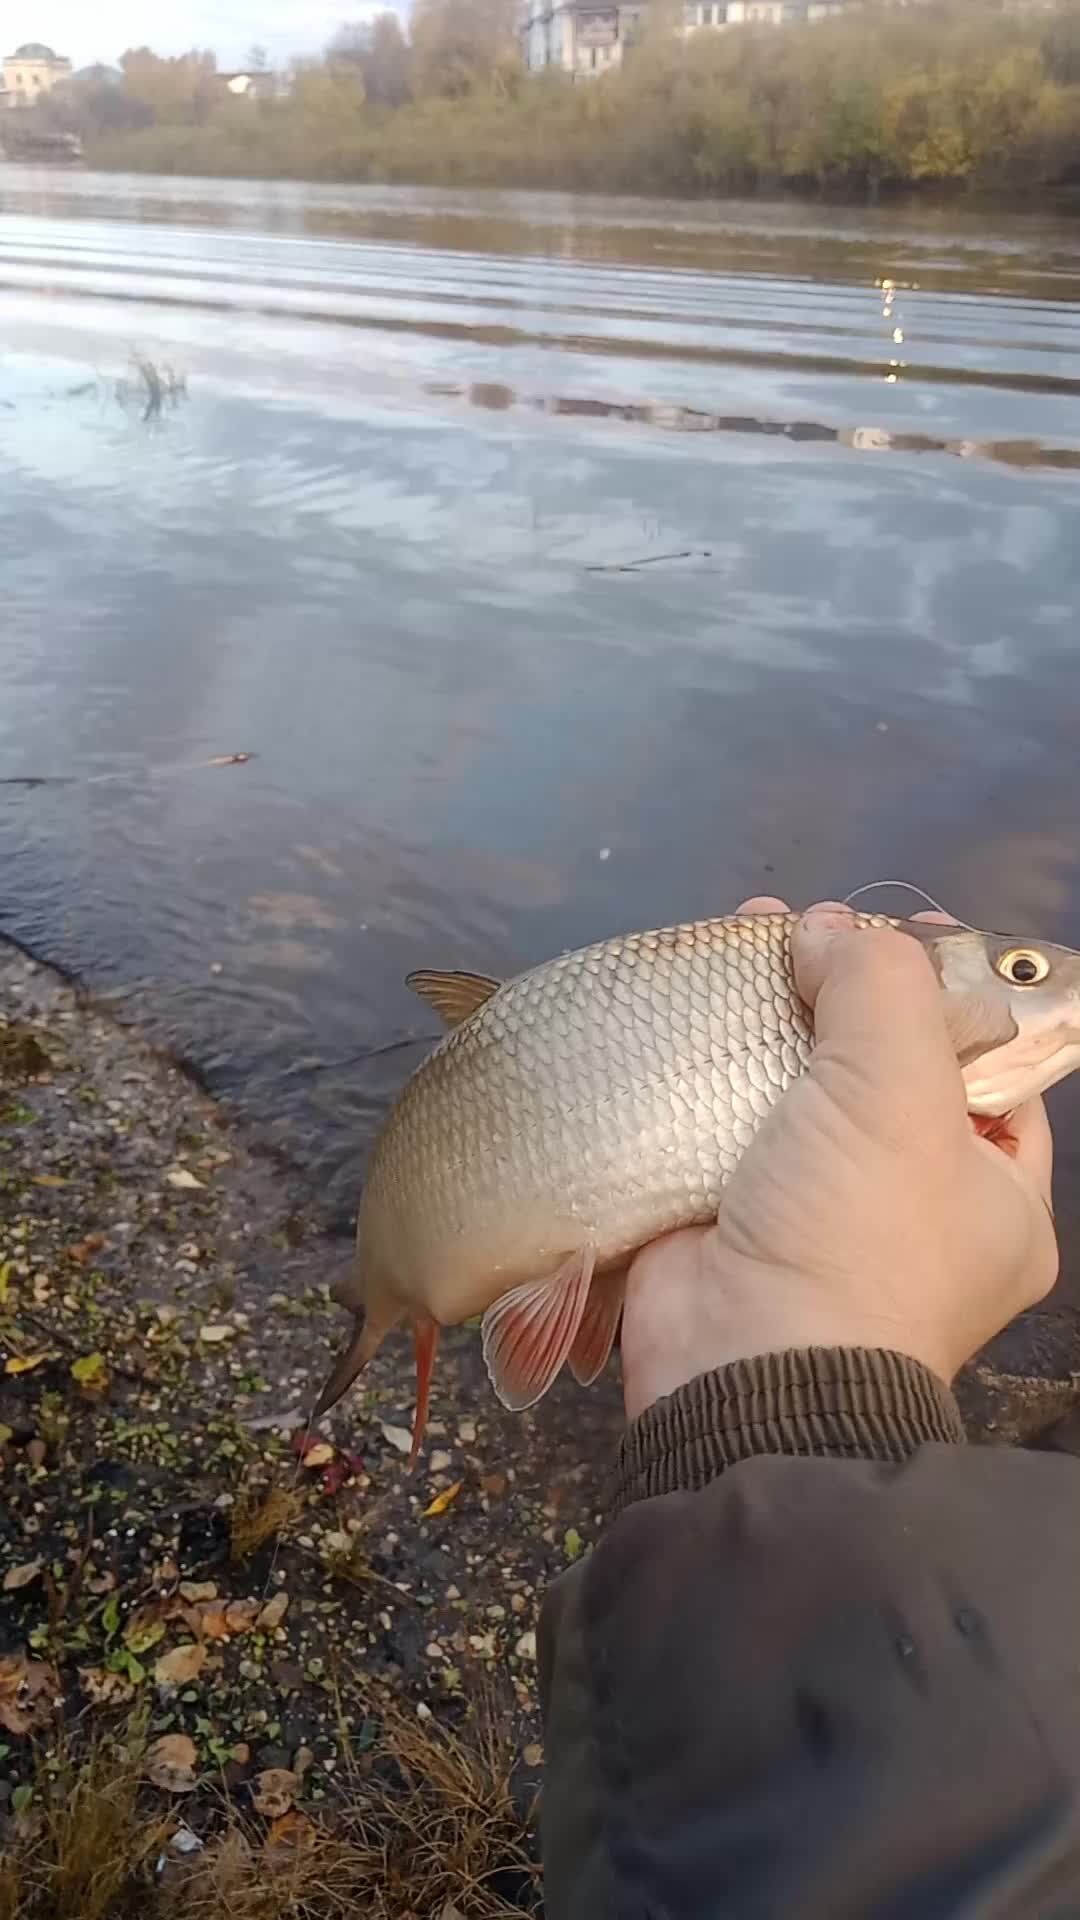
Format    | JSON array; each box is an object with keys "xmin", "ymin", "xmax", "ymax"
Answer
[
  {"xmin": 622, "ymin": 1250, "xmax": 953, "ymax": 1421},
  {"xmin": 615, "ymin": 1346, "xmax": 966, "ymax": 1511}
]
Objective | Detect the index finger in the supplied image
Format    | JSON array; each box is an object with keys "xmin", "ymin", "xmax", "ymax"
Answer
[{"xmin": 792, "ymin": 907, "xmax": 971, "ymax": 1120}]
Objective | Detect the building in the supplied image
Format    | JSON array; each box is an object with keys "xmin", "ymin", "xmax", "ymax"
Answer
[
  {"xmin": 0, "ymin": 41, "xmax": 72, "ymax": 109},
  {"xmin": 520, "ymin": 0, "xmax": 848, "ymax": 70},
  {"xmin": 216, "ymin": 69, "xmax": 277, "ymax": 100},
  {"xmin": 519, "ymin": 0, "xmax": 647, "ymax": 75}
]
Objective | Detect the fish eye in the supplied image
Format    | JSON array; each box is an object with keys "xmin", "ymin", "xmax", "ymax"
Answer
[{"xmin": 996, "ymin": 948, "xmax": 1050, "ymax": 986}]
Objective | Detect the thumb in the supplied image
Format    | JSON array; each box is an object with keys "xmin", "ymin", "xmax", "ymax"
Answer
[{"xmin": 792, "ymin": 908, "xmax": 967, "ymax": 1113}]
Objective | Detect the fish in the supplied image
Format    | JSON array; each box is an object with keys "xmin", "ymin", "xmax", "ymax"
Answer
[{"xmin": 316, "ymin": 909, "xmax": 1080, "ymax": 1457}]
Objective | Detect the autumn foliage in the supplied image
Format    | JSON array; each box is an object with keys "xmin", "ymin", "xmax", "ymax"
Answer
[{"xmin": 28, "ymin": 0, "xmax": 1080, "ymax": 196}]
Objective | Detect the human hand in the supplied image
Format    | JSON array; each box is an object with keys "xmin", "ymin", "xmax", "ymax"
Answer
[{"xmin": 621, "ymin": 898, "xmax": 1058, "ymax": 1420}]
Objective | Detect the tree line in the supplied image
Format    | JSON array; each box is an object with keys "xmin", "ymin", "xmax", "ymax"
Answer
[{"xmin": 30, "ymin": 0, "xmax": 1080, "ymax": 198}]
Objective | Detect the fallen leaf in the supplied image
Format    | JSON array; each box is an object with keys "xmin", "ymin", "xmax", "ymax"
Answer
[
  {"xmin": 253, "ymin": 1768, "xmax": 298, "ymax": 1819},
  {"xmin": 320, "ymin": 1450, "xmax": 363, "ymax": 1494},
  {"xmin": 422, "ymin": 1480, "xmax": 464, "ymax": 1519},
  {"xmin": 154, "ymin": 1643, "xmax": 207, "ymax": 1687},
  {"xmin": 224, "ymin": 1599, "xmax": 260, "ymax": 1634},
  {"xmin": 186, "ymin": 1602, "xmax": 230, "ymax": 1640},
  {"xmin": 86, "ymin": 1569, "xmax": 117, "ymax": 1595},
  {"xmin": 146, "ymin": 1733, "xmax": 198, "ymax": 1793},
  {"xmin": 66, "ymin": 1233, "xmax": 106, "ymax": 1266},
  {"xmin": 31, "ymin": 1174, "xmax": 68, "ymax": 1188},
  {"xmin": 124, "ymin": 1608, "xmax": 167, "ymax": 1654},
  {"xmin": 0, "ymin": 1263, "xmax": 11, "ymax": 1305},
  {"xmin": 257, "ymin": 1592, "xmax": 289, "ymax": 1632},
  {"xmin": 563, "ymin": 1527, "xmax": 584, "ymax": 1562},
  {"xmin": 198, "ymin": 1324, "xmax": 233, "ymax": 1344},
  {"xmin": 267, "ymin": 1809, "xmax": 315, "ymax": 1850},
  {"xmin": 79, "ymin": 1666, "xmax": 136, "ymax": 1708},
  {"xmin": 4, "ymin": 1353, "xmax": 49, "ymax": 1376},
  {"xmin": 3, "ymin": 1560, "xmax": 43, "ymax": 1592},
  {"xmin": 71, "ymin": 1352, "xmax": 109, "ymax": 1391},
  {"xmin": 381, "ymin": 1423, "xmax": 413, "ymax": 1455},
  {"xmin": 0, "ymin": 1657, "xmax": 58, "ymax": 1737},
  {"xmin": 523, "ymin": 1742, "xmax": 543, "ymax": 1768},
  {"xmin": 299, "ymin": 1440, "xmax": 333, "ymax": 1468},
  {"xmin": 179, "ymin": 1581, "xmax": 218, "ymax": 1603},
  {"xmin": 292, "ymin": 1745, "xmax": 314, "ymax": 1778},
  {"xmin": 0, "ymin": 1424, "xmax": 13, "ymax": 1447},
  {"xmin": 167, "ymin": 1168, "xmax": 205, "ymax": 1190},
  {"xmin": 25, "ymin": 1439, "xmax": 46, "ymax": 1469}
]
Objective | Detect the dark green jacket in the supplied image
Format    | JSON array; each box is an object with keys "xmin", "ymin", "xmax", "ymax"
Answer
[{"xmin": 539, "ymin": 1348, "xmax": 1080, "ymax": 1918}]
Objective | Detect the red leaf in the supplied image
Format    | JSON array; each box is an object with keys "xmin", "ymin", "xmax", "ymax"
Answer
[{"xmin": 321, "ymin": 1451, "xmax": 364, "ymax": 1495}]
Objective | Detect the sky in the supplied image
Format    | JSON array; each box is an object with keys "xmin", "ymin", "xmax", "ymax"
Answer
[{"xmin": 7, "ymin": 3, "xmax": 385, "ymax": 70}]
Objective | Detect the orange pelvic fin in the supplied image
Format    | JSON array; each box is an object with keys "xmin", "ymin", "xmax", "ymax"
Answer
[
  {"xmin": 569, "ymin": 1265, "xmax": 626, "ymax": 1387},
  {"xmin": 482, "ymin": 1248, "xmax": 595, "ymax": 1413},
  {"xmin": 971, "ymin": 1112, "xmax": 1019, "ymax": 1158},
  {"xmin": 409, "ymin": 1314, "xmax": 440, "ymax": 1466}
]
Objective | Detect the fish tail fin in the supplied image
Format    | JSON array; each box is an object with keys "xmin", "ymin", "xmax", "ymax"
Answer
[
  {"xmin": 408, "ymin": 1314, "xmax": 440, "ymax": 1467},
  {"xmin": 315, "ymin": 1281, "xmax": 403, "ymax": 1416}
]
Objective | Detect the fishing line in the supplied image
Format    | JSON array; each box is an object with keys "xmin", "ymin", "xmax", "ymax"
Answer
[
  {"xmin": 843, "ymin": 880, "xmax": 980, "ymax": 931},
  {"xmin": 256, "ymin": 1361, "xmax": 339, "ymax": 1612}
]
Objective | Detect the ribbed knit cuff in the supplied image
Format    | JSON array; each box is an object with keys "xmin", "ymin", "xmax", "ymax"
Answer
[{"xmin": 614, "ymin": 1347, "xmax": 965, "ymax": 1512}]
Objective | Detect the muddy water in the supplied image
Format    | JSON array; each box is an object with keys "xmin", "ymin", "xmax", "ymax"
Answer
[{"xmin": 1, "ymin": 168, "xmax": 1079, "ymax": 1381}]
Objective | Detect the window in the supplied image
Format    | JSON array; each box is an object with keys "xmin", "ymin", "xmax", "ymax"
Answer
[{"xmin": 702, "ymin": 5, "xmax": 714, "ymax": 21}]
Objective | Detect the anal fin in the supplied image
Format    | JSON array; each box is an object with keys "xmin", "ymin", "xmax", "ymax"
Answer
[
  {"xmin": 482, "ymin": 1249, "xmax": 595, "ymax": 1412},
  {"xmin": 569, "ymin": 1265, "xmax": 626, "ymax": 1387}
]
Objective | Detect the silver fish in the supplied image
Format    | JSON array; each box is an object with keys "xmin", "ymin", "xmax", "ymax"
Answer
[{"xmin": 317, "ymin": 910, "xmax": 1080, "ymax": 1455}]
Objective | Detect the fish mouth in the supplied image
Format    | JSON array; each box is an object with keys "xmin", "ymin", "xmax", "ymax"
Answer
[{"xmin": 964, "ymin": 1035, "xmax": 1080, "ymax": 1115}]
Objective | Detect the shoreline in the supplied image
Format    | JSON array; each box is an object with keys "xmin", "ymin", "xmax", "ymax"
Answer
[{"xmin": 0, "ymin": 936, "xmax": 619, "ymax": 1913}]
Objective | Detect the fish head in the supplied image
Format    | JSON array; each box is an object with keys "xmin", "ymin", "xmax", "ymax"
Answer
[{"xmin": 908, "ymin": 922, "xmax": 1080, "ymax": 1114}]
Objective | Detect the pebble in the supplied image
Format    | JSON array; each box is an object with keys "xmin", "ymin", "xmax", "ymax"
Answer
[
  {"xmin": 515, "ymin": 1631, "xmax": 538, "ymax": 1661},
  {"xmin": 429, "ymin": 1450, "xmax": 452, "ymax": 1474}
]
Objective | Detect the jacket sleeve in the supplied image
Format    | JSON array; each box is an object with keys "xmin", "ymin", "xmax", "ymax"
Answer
[{"xmin": 538, "ymin": 1347, "xmax": 1080, "ymax": 1920}]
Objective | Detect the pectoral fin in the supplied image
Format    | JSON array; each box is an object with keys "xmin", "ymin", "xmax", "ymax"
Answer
[
  {"xmin": 482, "ymin": 1249, "xmax": 595, "ymax": 1412},
  {"xmin": 569, "ymin": 1265, "xmax": 626, "ymax": 1386},
  {"xmin": 406, "ymin": 969, "xmax": 501, "ymax": 1028}
]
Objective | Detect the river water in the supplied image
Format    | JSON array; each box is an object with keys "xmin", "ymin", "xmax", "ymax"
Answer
[{"xmin": 1, "ymin": 167, "xmax": 1079, "ymax": 1369}]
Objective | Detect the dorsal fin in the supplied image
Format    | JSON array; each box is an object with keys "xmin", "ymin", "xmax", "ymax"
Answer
[{"xmin": 406, "ymin": 968, "xmax": 501, "ymax": 1028}]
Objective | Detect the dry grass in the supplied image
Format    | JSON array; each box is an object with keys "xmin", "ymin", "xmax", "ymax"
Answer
[
  {"xmin": 0, "ymin": 1689, "xmax": 540, "ymax": 1920},
  {"xmin": 0, "ymin": 1717, "xmax": 169, "ymax": 1920},
  {"xmin": 228, "ymin": 1477, "xmax": 304, "ymax": 1564}
]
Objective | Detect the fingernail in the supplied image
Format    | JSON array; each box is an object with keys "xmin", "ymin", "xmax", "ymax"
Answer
[{"xmin": 799, "ymin": 907, "xmax": 856, "ymax": 938}]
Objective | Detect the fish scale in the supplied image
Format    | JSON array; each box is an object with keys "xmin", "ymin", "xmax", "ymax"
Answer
[
  {"xmin": 359, "ymin": 913, "xmax": 816, "ymax": 1328},
  {"xmin": 316, "ymin": 905, "xmax": 1080, "ymax": 1451}
]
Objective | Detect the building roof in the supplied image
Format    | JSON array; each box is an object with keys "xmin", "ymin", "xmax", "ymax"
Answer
[{"xmin": 9, "ymin": 42, "xmax": 67, "ymax": 62}]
